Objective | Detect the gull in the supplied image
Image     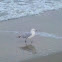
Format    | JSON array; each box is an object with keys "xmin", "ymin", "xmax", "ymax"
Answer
[{"xmin": 18, "ymin": 29, "xmax": 37, "ymax": 44}]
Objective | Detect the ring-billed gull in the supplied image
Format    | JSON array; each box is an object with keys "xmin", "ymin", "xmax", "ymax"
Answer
[{"xmin": 18, "ymin": 29, "xmax": 37, "ymax": 44}]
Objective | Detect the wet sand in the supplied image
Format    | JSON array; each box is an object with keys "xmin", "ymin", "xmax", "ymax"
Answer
[
  {"xmin": 0, "ymin": 8, "xmax": 62, "ymax": 62},
  {"xmin": 22, "ymin": 52, "xmax": 62, "ymax": 62}
]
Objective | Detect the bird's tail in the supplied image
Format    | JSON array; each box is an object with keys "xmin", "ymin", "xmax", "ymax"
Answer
[{"xmin": 17, "ymin": 36, "xmax": 21, "ymax": 38}]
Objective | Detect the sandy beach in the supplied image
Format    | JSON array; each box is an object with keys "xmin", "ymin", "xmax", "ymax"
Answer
[{"xmin": 0, "ymin": 8, "xmax": 62, "ymax": 62}]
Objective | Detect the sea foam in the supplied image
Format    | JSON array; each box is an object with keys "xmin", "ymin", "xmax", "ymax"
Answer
[
  {"xmin": 0, "ymin": 30, "xmax": 62, "ymax": 39},
  {"xmin": 0, "ymin": 0, "xmax": 62, "ymax": 21}
]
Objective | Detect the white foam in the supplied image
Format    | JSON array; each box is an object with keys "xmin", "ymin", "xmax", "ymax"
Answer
[
  {"xmin": 36, "ymin": 32, "xmax": 62, "ymax": 39},
  {"xmin": 0, "ymin": 0, "xmax": 62, "ymax": 21},
  {"xmin": 0, "ymin": 30, "xmax": 62, "ymax": 39}
]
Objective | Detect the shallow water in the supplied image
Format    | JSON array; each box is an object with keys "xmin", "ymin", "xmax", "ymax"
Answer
[
  {"xmin": 0, "ymin": 31, "xmax": 62, "ymax": 62},
  {"xmin": 0, "ymin": 8, "xmax": 62, "ymax": 62}
]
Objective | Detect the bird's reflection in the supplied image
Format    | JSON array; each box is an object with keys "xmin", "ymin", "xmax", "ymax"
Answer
[{"xmin": 19, "ymin": 44, "xmax": 37, "ymax": 54}]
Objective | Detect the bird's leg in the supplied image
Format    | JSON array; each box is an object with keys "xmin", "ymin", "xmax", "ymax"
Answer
[
  {"xmin": 25, "ymin": 39, "xmax": 27, "ymax": 43},
  {"xmin": 30, "ymin": 39, "xmax": 33, "ymax": 44},
  {"xmin": 31, "ymin": 40, "xmax": 33, "ymax": 44},
  {"xmin": 25, "ymin": 38, "xmax": 27, "ymax": 45}
]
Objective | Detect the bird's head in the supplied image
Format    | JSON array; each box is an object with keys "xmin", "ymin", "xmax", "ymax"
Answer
[{"xmin": 31, "ymin": 29, "xmax": 37, "ymax": 32}]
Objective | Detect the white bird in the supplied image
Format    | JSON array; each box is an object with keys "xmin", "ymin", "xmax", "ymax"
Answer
[{"xmin": 18, "ymin": 29, "xmax": 37, "ymax": 44}]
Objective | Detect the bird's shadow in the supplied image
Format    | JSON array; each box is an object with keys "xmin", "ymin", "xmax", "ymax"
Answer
[{"xmin": 19, "ymin": 44, "xmax": 37, "ymax": 54}]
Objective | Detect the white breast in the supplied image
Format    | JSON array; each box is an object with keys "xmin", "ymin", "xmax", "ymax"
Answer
[{"xmin": 28, "ymin": 31, "xmax": 35, "ymax": 39}]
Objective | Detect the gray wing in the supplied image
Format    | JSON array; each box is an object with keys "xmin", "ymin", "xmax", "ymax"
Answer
[{"xmin": 21, "ymin": 32, "xmax": 31, "ymax": 38}]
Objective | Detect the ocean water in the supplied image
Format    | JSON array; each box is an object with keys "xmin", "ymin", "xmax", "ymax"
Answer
[{"xmin": 0, "ymin": 0, "xmax": 62, "ymax": 21}]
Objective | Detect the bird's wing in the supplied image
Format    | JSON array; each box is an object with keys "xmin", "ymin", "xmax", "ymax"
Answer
[{"xmin": 21, "ymin": 32, "xmax": 31, "ymax": 38}]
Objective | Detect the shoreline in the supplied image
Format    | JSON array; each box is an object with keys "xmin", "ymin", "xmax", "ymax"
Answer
[
  {"xmin": 0, "ymin": 7, "xmax": 62, "ymax": 34},
  {"xmin": 0, "ymin": 8, "xmax": 62, "ymax": 22}
]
